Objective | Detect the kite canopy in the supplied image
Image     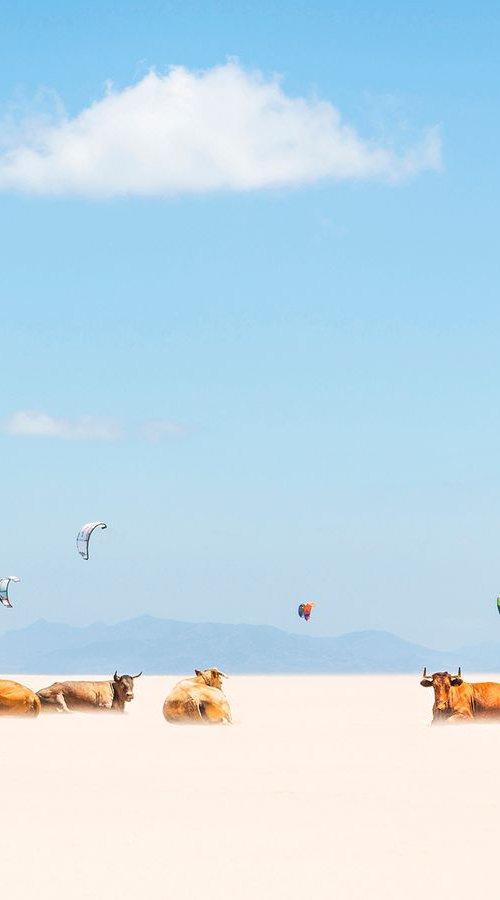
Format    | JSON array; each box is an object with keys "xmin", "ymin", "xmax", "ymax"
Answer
[
  {"xmin": 298, "ymin": 601, "xmax": 316, "ymax": 622},
  {"xmin": 497, "ymin": 596, "xmax": 500, "ymax": 615},
  {"xmin": 0, "ymin": 576, "xmax": 20, "ymax": 608},
  {"xmin": 77, "ymin": 522, "xmax": 107, "ymax": 560}
]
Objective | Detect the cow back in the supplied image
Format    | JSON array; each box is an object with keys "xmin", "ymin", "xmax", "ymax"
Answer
[
  {"xmin": 471, "ymin": 682, "xmax": 500, "ymax": 715},
  {"xmin": 41, "ymin": 679, "xmax": 114, "ymax": 710},
  {"xmin": 64, "ymin": 680, "xmax": 114, "ymax": 710},
  {"xmin": 0, "ymin": 679, "xmax": 41, "ymax": 717},
  {"xmin": 447, "ymin": 681, "xmax": 500, "ymax": 719}
]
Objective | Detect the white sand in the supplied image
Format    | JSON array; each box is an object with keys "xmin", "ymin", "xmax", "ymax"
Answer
[{"xmin": 2, "ymin": 673, "xmax": 500, "ymax": 899}]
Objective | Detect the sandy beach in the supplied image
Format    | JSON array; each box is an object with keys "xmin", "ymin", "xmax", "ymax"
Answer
[{"xmin": 3, "ymin": 673, "xmax": 500, "ymax": 899}]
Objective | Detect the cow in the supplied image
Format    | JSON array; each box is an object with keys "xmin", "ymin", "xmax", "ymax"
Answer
[
  {"xmin": 37, "ymin": 671, "xmax": 142, "ymax": 713},
  {"xmin": 420, "ymin": 667, "xmax": 500, "ymax": 723},
  {"xmin": 163, "ymin": 667, "xmax": 232, "ymax": 725},
  {"xmin": 0, "ymin": 679, "xmax": 41, "ymax": 717}
]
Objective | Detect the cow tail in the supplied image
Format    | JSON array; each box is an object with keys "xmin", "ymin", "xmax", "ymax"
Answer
[
  {"xmin": 198, "ymin": 702, "xmax": 209, "ymax": 721},
  {"xmin": 185, "ymin": 696, "xmax": 204, "ymax": 721},
  {"xmin": 28, "ymin": 695, "xmax": 41, "ymax": 718}
]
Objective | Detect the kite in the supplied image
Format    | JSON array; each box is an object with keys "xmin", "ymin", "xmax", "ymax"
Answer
[
  {"xmin": 298, "ymin": 601, "xmax": 316, "ymax": 622},
  {"xmin": 497, "ymin": 596, "xmax": 500, "ymax": 615},
  {"xmin": 0, "ymin": 576, "xmax": 20, "ymax": 608},
  {"xmin": 77, "ymin": 522, "xmax": 107, "ymax": 560}
]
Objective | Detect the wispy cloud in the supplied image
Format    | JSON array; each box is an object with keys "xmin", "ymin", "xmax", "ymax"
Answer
[
  {"xmin": 2, "ymin": 411, "xmax": 185, "ymax": 442},
  {"xmin": 3, "ymin": 411, "xmax": 123, "ymax": 440},
  {"xmin": 141, "ymin": 419, "xmax": 187, "ymax": 441},
  {"xmin": 0, "ymin": 63, "xmax": 441, "ymax": 197}
]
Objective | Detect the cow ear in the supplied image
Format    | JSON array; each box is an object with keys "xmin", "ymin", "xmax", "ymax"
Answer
[
  {"xmin": 451, "ymin": 677, "xmax": 463, "ymax": 686},
  {"xmin": 420, "ymin": 679, "xmax": 433, "ymax": 687},
  {"xmin": 195, "ymin": 670, "xmax": 202, "ymax": 677}
]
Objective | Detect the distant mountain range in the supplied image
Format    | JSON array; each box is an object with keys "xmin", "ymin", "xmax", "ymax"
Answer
[{"xmin": 1, "ymin": 615, "xmax": 500, "ymax": 674}]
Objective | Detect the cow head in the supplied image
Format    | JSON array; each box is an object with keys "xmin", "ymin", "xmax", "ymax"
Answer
[
  {"xmin": 194, "ymin": 667, "xmax": 228, "ymax": 690},
  {"xmin": 420, "ymin": 667, "xmax": 463, "ymax": 718},
  {"xmin": 113, "ymin": 671, "xmax": 142, "ymax": 703}
]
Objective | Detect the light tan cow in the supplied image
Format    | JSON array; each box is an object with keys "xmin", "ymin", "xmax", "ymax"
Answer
[
  {"xmin": 0, "ymin": 679, "xmax": 41, "ymax": 717},
  {"xmin": 163, "ymin": 667, "xmax": 232, "ymax": 725}
]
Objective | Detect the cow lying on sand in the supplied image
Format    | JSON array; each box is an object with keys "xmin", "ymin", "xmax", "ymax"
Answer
[
  {"xmin": 37, "ymin": 671, "xmax": 142, "ymax": 713},
  {"xmin": 420, "ymin": 667, "xmax": 500, "ymax": 723},
  {"xmin": 163, "ymin": 668, "xmax": 232, "ymax": 724},
  {"xmin": 0, "ymin": 679, "xmax": 41, "ymax": 717}
]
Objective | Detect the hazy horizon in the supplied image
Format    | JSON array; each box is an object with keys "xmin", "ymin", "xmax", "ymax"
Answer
[{"xmin": 3, "ymin": 611, "xmax": 500, "ymax": 657}]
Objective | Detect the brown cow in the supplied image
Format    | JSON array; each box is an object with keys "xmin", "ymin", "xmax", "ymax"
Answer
[
  {"xmin": 420, "ymin": 667, "xmax": 500, "ymax": 723},
  {"xmin": 163, "ymin": 667, "xmax": 232, "ymax": 725},
  {"xmin": 0, "ymin": 679, "xmax": 41, "ymax": 717},
  {"xmin": 37, "ymin": 671, "xmax": 142, "ymax": 713}
]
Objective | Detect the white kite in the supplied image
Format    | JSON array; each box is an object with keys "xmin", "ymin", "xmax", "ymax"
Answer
[
  {"xmin": 0, "ymin": 576, "xmax": 21, "ymax": 608},
  {"xmin": 76, "ymin": 522, "xmax": 107, "ymax": 560}
]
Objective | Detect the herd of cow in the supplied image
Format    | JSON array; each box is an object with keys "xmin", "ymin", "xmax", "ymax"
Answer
[
  {"xmin": 0, "ymin": 667, "xmax": 233, "ymax": 723},
  {"xmin": 4, "ymin": 666, "xmax": 500, "ymax": 724}
]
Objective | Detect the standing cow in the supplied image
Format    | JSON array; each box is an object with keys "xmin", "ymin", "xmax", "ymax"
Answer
[
  {"xmin": 0, "ymin": 679, "xmax": 41, "ymax": 717},
  {"xmin": 420, "ymin": 667, "xmax": 500, "ymax": 723},
  {"xmin": 163, "ymin": 667, "xmax": 232, "ymax": 724},
  {"xmin": 37, "ymin": 671, "xmax": 142, "ymax": 713}
]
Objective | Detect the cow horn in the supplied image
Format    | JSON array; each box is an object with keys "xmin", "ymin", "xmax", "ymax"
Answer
[
  {"xmin": 132, "ymin": 672, "xmax": 142, "ymax": 679},
  {"xmin": 457, "ymin": 667, "xmax": 462, "ymax": 678},
  {"xmin": 113, "ymin": 670, "xmax": 119, "ymax": 681},
  {"xmin": 422, "ymin": 667, "xmax": 430, "ymax": 679}
]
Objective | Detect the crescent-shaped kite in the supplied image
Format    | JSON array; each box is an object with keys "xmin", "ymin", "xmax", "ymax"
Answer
[
  {"xmin": 0, "ymin": 576, "xmax": 21, "ymax": 608},
  {"xmin": 76, "ymin": 522, "xmax": 107, "ymax": 560}
]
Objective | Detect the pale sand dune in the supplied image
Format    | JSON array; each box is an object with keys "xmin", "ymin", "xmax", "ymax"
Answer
[{"xmin": 2, "ymin": 673, "xmax": 500, "ymax": 899}]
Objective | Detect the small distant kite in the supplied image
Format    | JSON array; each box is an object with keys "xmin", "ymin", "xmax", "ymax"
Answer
[
  {"xmin": 298, "ymin": 601, "xmax": 316, "ymax": 622},
  {"xmin": 0, "ymin": 576, "xmax": 21, "ymax": 608},
  {"xmin": 497, "ymin": 596, "xmax": 500, "ymax": 615},
  {"xmin": 77, "ymin": 522, "xmax": 107, "ymax": 560}
]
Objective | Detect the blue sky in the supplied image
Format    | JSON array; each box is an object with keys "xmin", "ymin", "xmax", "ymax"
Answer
[{"xmin": 1, "ymin": 1, "xmax": 499, "ymax": 648}]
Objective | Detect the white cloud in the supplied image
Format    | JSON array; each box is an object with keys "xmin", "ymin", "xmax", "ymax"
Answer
[
  {"xmin": 141, "ymin": 419, "xmax": 187, "ymax": 441},
  {"xmin": 0, "ymin": 63, "xmax": 441, "ymax": 197},
  {"xmin": 3, "ymin": 411, "xmax": 123, "ymax": 440},
  {"xmin": 2, "ymin": 411, "xmax": 185, "ymax": 442}
]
